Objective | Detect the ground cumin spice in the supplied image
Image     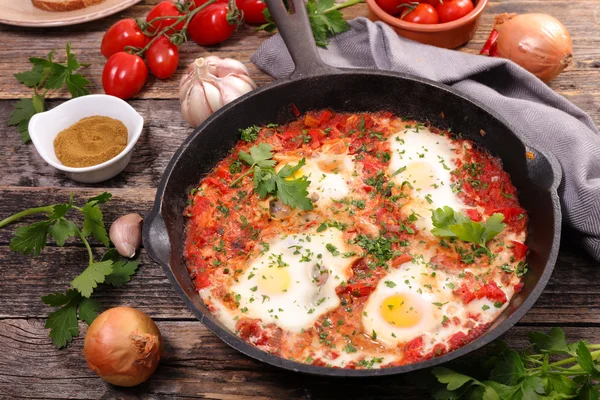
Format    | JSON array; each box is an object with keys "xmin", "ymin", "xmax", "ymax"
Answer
[{"xmin": 54, "ymin": 116, "xmax": 128, "ymax": 168}]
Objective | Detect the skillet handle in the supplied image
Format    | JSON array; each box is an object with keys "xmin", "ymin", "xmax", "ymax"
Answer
[
  {"xmin": 142, "ymin": 208, "xmax": 171, "ymax": 268},
  {"xmin": 264, "ymin": 0, "xmax": 341, "ymax": 79}
]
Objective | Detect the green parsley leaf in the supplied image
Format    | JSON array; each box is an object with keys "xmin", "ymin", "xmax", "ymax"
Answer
[
  {"xmin": 9, "ymin": 44, "xmax": 89, "ymax": 143},
  {"xmin": 432, "ymin": 367, "xmax": 478, "ymax": 391},
  {"xmin": 9, "ymin": 220, "xmax": 53, "ymax": 256},
  {"xmin": 78, "ymin": 297, "xmax": 100, "ymax": 326},
  {"xmin": 70, "ymin": 260, "xmax": 114, "ymax": 298},
  {"xmin": 431, "ymin": 206, "xmax": 506, "ymax": 249},
  {"xmin": 42, "ymin": 289, "xmax": 81, "ymax": 348},
  {"xmin": 235, "ymin": 143, "xmax": 314, "ymax": 210},
  {"xmin": 259, "ymin": 0, "xmax": 359, "ymax": 47},
  {"xmin": 81, "ymin": 202, "xmax": 109, "ymax": 246},
  {"xmin": 240, "ymin": 125, "xmax": 261, "ymax": 142},
  {"xmin": 48, "ymin": 218, "xmax": 79, "ymax": 246},
  {"xmin": 104, "ymin": 258, "xmax": 140, "ymax": 287},
  {"xmin": 8, "ymin": 98, "xmax": 38, "ymax": 143}
]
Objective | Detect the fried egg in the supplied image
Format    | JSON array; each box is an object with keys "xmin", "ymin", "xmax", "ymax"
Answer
[
  {"xmin": 280, "ymin": 152, "xmax": 354, "ymax": 206},
  {"xmin": 362, "ymin": 264, "xmax": 441, "ymax": 346},
  {"xmin": 232, "ymin": 229, "xmax": 356, "ymax": 332},
  {"xmin": 388, "ymin": 126, "xmax": 464, "ymax": 232}
]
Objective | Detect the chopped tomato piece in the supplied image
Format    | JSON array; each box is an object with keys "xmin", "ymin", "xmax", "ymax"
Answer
[
  {"xmin": 510, "ymin": 240, "xmax": 528, "ymax": 260},
  {"xmin": 319, "ymin": 110, "xmax": 333, "ymax": 125},
  {"xmin": 453, "ymin": 284, "xmax": 476, "ymax": 304},
  {"xmin": 474, "ymin": 281, "xmax": 507, "ymax": 304},
  {"xmin": 448, "ymin": 331, "xmax": 469, "ymax": 349},
  {"xmin": 343, "ymin": 283, "xmax": 375, "ymax": 297},
  {"xmin": 464, "ymin": 208, "xmax": 482, "ymax": 222},
  {"xmin": 392, "ymin": 253, "xmax": 412, "ymax": 267},
  {"xmin": 304, "ymin": 113, "xmax": 320, "ymax": 128}
]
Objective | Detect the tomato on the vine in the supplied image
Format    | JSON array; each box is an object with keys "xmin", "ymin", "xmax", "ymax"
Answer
[
  {"xmin": 146, "ymin": 1, "xmax": 185, "ymax": 34},
  {"xmin": 419, "ymin": 0, "xmax": 443, "ymax": 6},
  {"xmin": 102, "ymin": 52, "xmax": 148, "ymax": 100},
  {"xmin": 401, "ymin": 3, "xmax": 439, "ymax": 24},
  {"xmin": 191, "ymin": 0, "xmax": 228, "ymax": 8},
  {"xmin": 101, "ymin": 19, "xmax": 150, "ymax": 59},
  {"xmin": 436, "ymin": 0, "xmax": 474, "ymax": 23},
  {"xmin": 236, "ymin": 0, "xmax": 267, "ymax": 24},
  {"xmin": 374, "ymin": 0, "xmax": 412, "ymax": 16},
  {"xmin": 146, "ymin": 36, "xmax": 179, "ymax": 79},
  {"xmin": 187, "ymin": 3, "xmax": 239, "ymax": 46}
]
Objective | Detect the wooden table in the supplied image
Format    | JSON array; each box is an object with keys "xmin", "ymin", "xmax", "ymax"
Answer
[{"xmin": 1, "ymin": 0, "xmax": 599, "ymax": 398}]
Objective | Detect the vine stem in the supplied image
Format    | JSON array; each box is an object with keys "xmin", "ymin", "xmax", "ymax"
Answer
[
  {"xmin": 0, "ymin": 206, "xmax": 54, "ymax": 228},
  {"xmin": 134, "ymin": 0, "xmax": 217, "ymax": 57}
]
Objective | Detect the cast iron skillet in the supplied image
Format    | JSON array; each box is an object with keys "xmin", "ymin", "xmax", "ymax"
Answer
[{"xmin": 143, "ymin": 0, "xmax": 562, "ymax": 377}]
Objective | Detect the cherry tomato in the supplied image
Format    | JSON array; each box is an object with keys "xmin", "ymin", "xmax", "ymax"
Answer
[
  {"xmin": 437, "ymin": 0, "xmax": 474, "ymax": 23},
  {"xmin": 187, "ymin": 3, "xmax": 238, "ymax": 46},
  {"xmin": 101, "ymin": 19, "xmax": 150, "ymax": 59},
  {"xmin": 401, "ymin": 3, "xmax": 438, "ymax": 24},
  {"xmin": 146, "ymin": 1, "xmax": 184, "ymax": 34},
  {"xmin": 146, "ymin": 36, "xmax": 179, "ymax": 79},
  {"xmin": 419, "ymin": 0, "xmax": 442, "ymax": 6},
  {"xmin": 374, "ymin": 0, "xmax": 412, "ymax": 16},
  {"xmin": 191, "ymin": 0, "xmax": 228, "ymax": 8},
  {"xmin": 102, "ymin": 52, "xmax": 148, "ymax": 100},
  {"xmin": 236, "ymin": 0, "xmax": 267, "ymax": 24}
]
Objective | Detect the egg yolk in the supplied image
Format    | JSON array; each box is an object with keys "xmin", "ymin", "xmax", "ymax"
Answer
[
  {"xmin": 258, "ymin": 266, "xmax": 291, "ymax": 295},
  {"xmin": 402, "ymin": 161, "xmax": 438, "ymax": 190},
  {"xmin": 380, "ymin": 294, "xmax": 421, "ymax": 327}
]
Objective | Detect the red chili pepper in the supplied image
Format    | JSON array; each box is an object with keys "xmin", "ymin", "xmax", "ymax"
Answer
[
  {"xmin": 291, "ymin": 103, "xmax": 300, "ymax": 117},
  {"xmin": 480, "ymin": 29, "xmax": 500, "ymax": 56}
]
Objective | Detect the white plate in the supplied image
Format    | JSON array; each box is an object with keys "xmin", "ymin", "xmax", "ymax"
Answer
[{"xmin": 0, "ymin": 0, "xmax": 141, "ymax": 27}]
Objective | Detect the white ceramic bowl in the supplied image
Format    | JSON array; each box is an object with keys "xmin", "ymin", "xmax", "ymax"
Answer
[{"xmin": 29, "ymin": 94, "xmax": 144, "ymax": 183}]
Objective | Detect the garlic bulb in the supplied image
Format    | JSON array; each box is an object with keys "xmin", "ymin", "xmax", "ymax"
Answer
[
  {"xmin": 179, "ymin": 57, "xmax": 257, "ymax": 128},
  {"xmin": 109, "ymin": 213, "xmax": 143, "ymax": 258}
]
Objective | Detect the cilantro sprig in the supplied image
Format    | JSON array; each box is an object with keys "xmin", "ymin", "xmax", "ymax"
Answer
[
  {"xmin": 0, "ymin": 193, "xmax": 139, "ymax": 348},
  {"xmin": 258, "ymin": 0, "xmax": 365, "ymax": 47},
  {"xmin": 8, "ymin": 43, "xmax": 90, "ymax": 143},
  {"xmin": 432, "ymin": 327, "xmax": 600, "ymax": 399},
  {"xmin": 230, "ymin": 143, "xmax": 314, "ymax": 210},
  {"xmin": 430, "ymin": 206, "xmax": 506, "ymax": 252}
]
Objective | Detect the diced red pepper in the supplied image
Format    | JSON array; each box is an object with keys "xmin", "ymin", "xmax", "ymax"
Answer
[{"xmin": 474, "ymin": 281, "xmax": 507, "ymax": 304}]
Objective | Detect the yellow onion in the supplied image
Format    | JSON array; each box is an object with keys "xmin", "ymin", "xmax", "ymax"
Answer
[
  {"xmin": 84, "ymin": 307, "xmax": 163, "ymax": 387},
  {"xmin": 482, "ymin": 13, "xmax": 573, "ymax": 83}
]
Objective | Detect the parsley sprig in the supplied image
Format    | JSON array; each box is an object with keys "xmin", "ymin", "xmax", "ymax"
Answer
[
  {"xmin": 258, "ymin": 0, "xmax": 365, "ymax": 47},
  {"xmin": 430, "ymin": 206, "xmax": 506, "ymax": 252},
  {"xmin": 0, "ymin": 193, "xmax": 139, "ymax": 348},
  {"xmin": 8, "ymin": 43, "xmax": 90, "ymax": 143},
  {"xmin": 230, "ymin": 143, "xmax": 314, "ymax": 210},
  {"xmin": 432, "ymin": 327, "xmax": 600, "ymax": 399}
]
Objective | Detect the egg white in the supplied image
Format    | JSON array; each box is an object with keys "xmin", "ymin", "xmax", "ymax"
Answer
[
  {"xmin": 388, "ymin": 126, "xmax": 465, "ymax": 232},
  {"xmin": 231, "ymin": 229, "xmax": 355, "ymax": 333}
]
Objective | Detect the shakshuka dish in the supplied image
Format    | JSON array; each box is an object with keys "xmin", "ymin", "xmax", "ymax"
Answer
[{"xmin": 183, "ymin": 110, "xmax": 529, "ymax": 369}]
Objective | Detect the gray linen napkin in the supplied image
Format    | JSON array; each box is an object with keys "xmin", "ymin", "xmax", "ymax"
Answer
[{"xmin": 251, "ymin": 17, "xmax": 600, "ymax": 261}]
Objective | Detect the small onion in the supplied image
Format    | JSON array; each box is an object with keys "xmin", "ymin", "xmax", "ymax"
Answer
[
  {"xmin": 109, "ymin": 213, "xmax": 143, "ymax": 258},
  {"xmin": 84, "ymin": 307, "xmax": 163, "ymax": 387},
  {"xmin": 481, "ymin": 13, "xmax": 573, "ymax": 83}
]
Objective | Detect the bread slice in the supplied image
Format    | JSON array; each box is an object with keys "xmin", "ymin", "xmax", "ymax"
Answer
[{"xmin": 31, "ymin": 0, "xmax": 106, "ymax": 12}]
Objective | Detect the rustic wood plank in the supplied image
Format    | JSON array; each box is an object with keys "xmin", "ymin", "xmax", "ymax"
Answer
[{"xmin": 1, "ymin": 319, "xmax": 599, "ymax": 399}]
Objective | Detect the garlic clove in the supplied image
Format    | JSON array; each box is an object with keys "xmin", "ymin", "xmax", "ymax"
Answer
[
  {"xmin": 219, "ymin": 75, "xmax": 255, "ymax": 105},
  {"xmin": 213, "ymin": 57, "xmax": 251, "ymax": 78},
  {"xmin": 203, "ymin": 80, "xmax": 224, "ymax": 113},
  {"xmin": 109, "ymin": 213, "xmax": 143, "ymax": 258}
]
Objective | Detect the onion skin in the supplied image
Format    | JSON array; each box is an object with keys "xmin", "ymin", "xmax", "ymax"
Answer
[
  {"xmin": 495, "ymin": 13, "xmax": 573, "ymax": 83},
  {"xmin": 84, "ymin": 307, "xmax": 163, "ymax": 387}
]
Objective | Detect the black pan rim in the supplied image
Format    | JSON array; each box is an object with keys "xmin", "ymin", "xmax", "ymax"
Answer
[{"xmin": 143, "ymin": 69, "xmax": 562, "ymax": 377}]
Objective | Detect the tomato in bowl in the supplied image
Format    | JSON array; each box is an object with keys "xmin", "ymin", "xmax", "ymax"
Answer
[{"xmin": 366, "ymin": 0, "xmax": 488, "ymax": 49}]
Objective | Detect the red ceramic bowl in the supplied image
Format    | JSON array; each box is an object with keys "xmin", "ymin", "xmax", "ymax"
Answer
[{"xmin": 366, "ymin": 0, "xmax": 488, "ymax": 49}]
